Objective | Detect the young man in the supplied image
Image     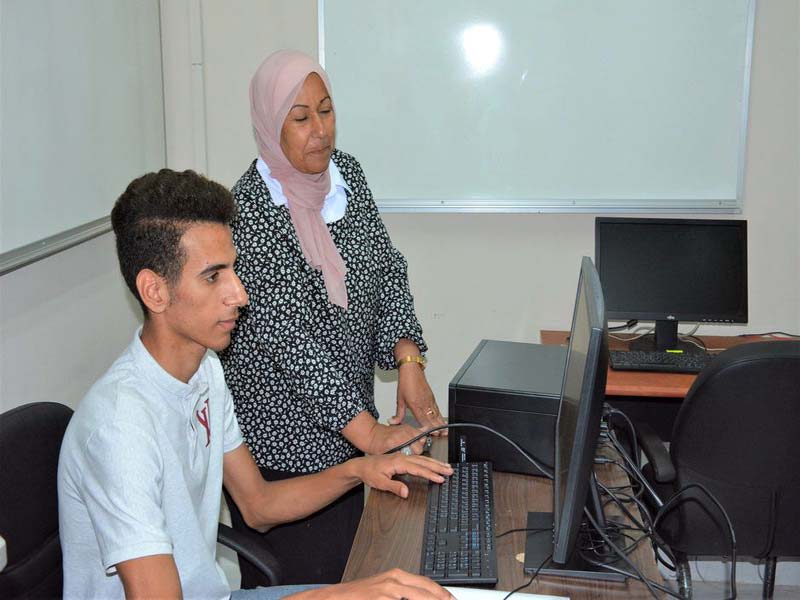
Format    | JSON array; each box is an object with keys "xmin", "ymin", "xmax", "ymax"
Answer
[{"xmin": 57, "ymin": 169, "xmax": 454, "ymax": 600}]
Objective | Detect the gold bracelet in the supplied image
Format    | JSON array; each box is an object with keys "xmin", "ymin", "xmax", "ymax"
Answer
[{"xmin": 396, "ymin": 354, "xmax": 427, "ymax": 370}]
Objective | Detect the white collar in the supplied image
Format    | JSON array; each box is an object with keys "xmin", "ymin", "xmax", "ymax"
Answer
[{"xmin": 255, "ymin": 157, "xmax": 350, "ymax": 224}]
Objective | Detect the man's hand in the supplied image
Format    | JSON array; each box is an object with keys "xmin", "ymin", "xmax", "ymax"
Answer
[
  {"xmin": 350, "ymin": 454, "xmax": 453, "ymax": 498},
  {"xmin": 289, "ymin": 568, "xmax": 454, "ymax": 599},
  {"xmin": 389, "ymin": 357, "xmax": 447, "ymax": 435}
]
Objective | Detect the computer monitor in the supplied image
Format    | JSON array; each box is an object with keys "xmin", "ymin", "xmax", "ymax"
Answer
[
  {"xmin": 524, "ymin": 256, "xmax": 621, "ymax": 581},
  {"xmin": 595, "ymin": 217, "xmax": 748, "ymax": 352}
]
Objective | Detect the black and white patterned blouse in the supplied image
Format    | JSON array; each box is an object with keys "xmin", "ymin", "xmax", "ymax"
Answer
[{"xmin": 220, "ymin": 149, "xmax": 427, "ymax": 473}]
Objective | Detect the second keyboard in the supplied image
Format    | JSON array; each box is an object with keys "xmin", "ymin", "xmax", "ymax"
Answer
[{"xmin": 609, "ymin": 349, "xmax": 714, "ymax": 373}]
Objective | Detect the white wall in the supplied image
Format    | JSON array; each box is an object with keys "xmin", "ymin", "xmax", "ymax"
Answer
[
  {"xmin": 168, "ymin": 0, "xmax": 800, "ymax": 423},
  {"xmin": 0, "ymin": 0, "xmax": 796, "ymax": 589},
  {"xmin": 2, "ymin": 0, "xmax": 797, "ymax": 429},
  {"xmin": 0, "ymin": 233, "xmax": 140, "ymax": 413}
]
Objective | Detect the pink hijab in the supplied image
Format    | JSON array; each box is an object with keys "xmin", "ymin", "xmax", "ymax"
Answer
[{"xmin": 250, "ymin": 50, "xmax": 348, "ymax": 309}]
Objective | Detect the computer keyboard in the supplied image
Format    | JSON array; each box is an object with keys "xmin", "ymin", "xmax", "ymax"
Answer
[
  {"xmin": 609, "ymin": 349, "xmax": 714, "ymax": 373},
  {"xmin": 420, "ymin": 461, "xmax": 498, "ymax": 586}
]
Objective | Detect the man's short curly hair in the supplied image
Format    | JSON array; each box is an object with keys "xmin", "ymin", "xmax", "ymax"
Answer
[{"xmin": 111, "ymin": 168, "xmax": 236, "ymax": 315}]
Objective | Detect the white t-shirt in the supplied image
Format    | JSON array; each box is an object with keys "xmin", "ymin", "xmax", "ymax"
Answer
[{"xmin": 58, "ymin": 329, "xmax": 244, "ymax": 599}]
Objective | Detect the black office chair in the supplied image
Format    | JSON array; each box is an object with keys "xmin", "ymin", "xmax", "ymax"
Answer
[
  {"xmin": 0, "ymin": 402, "xmax": 282, "ymax": 599},
  {"xmin": 635, "ymin": 341, "xmax": 800, "ymax": 599},
  {"xmin": 0, "ymin": 402, "xmax": 71, "ymax": 599}
]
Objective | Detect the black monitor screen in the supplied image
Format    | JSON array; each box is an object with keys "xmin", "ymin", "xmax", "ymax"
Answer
[
  {"xmin": 595, "ymin": 218, "xmax": 747, "ymax": 324},
  {"xmin": 552, "ymin": 257, "xmax": 608, "ymax": 564}
]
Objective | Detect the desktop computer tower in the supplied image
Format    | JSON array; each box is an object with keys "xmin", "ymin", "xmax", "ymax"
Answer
[{"xmin": 448, "ymin": 340, "xmax": 566, "ymax": 477}]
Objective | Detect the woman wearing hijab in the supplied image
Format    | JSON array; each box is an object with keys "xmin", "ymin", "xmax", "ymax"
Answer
[{"xmin": 220, "ymin": 50, "xmax": 447, "ymax": 586}]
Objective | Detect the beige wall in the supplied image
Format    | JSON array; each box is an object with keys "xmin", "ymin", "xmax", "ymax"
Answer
[
  {"xmin": 0, "ymin": 233, "xmax": 140, "ymax": 413},
  {"xmin": 0, "ymin": 0, "xmax": 796, "ymax": 586},
  {"xmin": 174, "ymin": 0, "xmax": 800, "ymax": 423},
  {"xmin": 2, "ymin": 0, "xmax": 798, "ymax": 430}
]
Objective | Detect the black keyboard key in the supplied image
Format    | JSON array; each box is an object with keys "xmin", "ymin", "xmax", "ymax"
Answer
[
  {"xmin": 609, "ymin": 349, "xmax": 714, "ymax": 373},
  {"xmin": 419, "ymin": 461, "xmax": 497, "ymax": 586}
]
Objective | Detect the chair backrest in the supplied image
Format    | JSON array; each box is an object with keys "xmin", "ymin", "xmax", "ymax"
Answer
[
  {"xmin": 0, "ymin": 402, "xmax": 73, "ymax": 599},
  {"xmin": 665, "ymin": 341, "xmax": 800, "ymax": 557}
]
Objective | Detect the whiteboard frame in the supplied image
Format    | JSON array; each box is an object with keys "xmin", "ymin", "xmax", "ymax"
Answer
[
  {"xmin": 0, "ymin": 0, "xmax": 167, "ymax": 276},
  {"xmin": 318, "ymin": 0, "xmax": 755, "ymax": 214}
]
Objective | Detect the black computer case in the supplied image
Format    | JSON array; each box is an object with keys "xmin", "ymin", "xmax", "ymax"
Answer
[{"xmin": 448, "ymin": 340, "xmax": 566, "ymax": 477}]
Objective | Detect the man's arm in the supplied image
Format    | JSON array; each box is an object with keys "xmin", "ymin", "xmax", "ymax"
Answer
[
  {"xmin": 222, "ymin": 444, "xmax": 452, "ymax": 531},
  {"xmin": 288, "ymin": 568, "xmax": 454, "ymax": 599},
  {"xmin": 116, "ymin": 554, "xmax": 182, "ymax": 599}
]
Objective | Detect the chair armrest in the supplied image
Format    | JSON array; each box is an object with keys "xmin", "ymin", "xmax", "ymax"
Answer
[
  {"xmin": 635, "ymin": 422, "xmax": 676, "ymax": 483},
  {"xmin": 217, "ymin": 523, "xmax": 283, "ymax": 586}
]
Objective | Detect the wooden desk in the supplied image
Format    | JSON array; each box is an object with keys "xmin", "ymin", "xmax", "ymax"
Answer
[
  {"xmin": 342, "ymin": 439, "xmax": 665, "ymax": 599},
  {"xmin": 540, "ymin": 330, "xmax": 753, "ymax": 398},
  {"xmin": 540, "ymin": 330, "xmax": 770, "ymax": 441}
]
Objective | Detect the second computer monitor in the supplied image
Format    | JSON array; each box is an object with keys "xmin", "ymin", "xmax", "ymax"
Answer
[{"xmin": 595, "ymin": 217, "xmax": 747, "ymax": 352}]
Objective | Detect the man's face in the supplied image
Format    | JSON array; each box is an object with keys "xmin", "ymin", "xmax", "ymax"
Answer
[{"xmin": 163, "ymin": 223, "xmax": 248, "ymax": 354}]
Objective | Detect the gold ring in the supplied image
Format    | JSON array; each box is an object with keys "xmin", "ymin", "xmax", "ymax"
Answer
[{"xmin": 425, "ymin": 408, "xmax": 435, "ymax": 416}]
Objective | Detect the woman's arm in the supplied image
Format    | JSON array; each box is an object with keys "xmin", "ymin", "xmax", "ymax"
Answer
[
  {"xmin": 355, "ymin": 170, "xmax": 446, "ymax": 431},
  {"xmin": 390, "ymin": 338, "xmax": 446, "ymax": 433},
  {"xmin": 340, "ymin": 409, "xmax": 427, "ymax": 455}
]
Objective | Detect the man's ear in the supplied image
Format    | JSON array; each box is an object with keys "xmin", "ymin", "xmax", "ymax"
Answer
[{"xmin": 136, "ymin": 269, "xmax": 171, "ymax": 314}]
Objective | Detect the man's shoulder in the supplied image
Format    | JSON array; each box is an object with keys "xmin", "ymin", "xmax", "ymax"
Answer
[
  {"xmin": 63, "ymin": 348, "xmax": 158, "ymax": 450},
  {"xmin": 200, "ymin": 349, "xmax": 225, "ymax": 383}
]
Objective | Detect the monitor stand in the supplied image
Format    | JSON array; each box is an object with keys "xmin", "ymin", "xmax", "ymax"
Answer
[
  {"xmin": 628, "ymin": 319, "xmax": 704, "ymax": 354},
  {"xmin": 523, "ymin": 478, "xmax": 625, "ymax": 582}
]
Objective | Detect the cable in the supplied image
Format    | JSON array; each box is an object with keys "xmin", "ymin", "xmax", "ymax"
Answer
[
  {"xmin": 596, "ymin": 480, "xmax": 650, "ymax": 533},
  {"xmin": 502, "ymin": 552, "xmax": 552, "ymax": 600},
  {"xmin": 738, "ymin": 330, "xmax": 800, "ymax": 338},
  {"xmin": 383, "ymin": 422, "xmax": 554, "ymax": 479},
  {"xmin": 605, "ymin": 429, "xmax": 665, "ymax": 510},
  {"xmin": 580, "ymin": 556, "xmax": 687, "ymax": 599},
  {"xmin": 603, "ymin": 405, "xmax": 639, "ymax": 470},
  {"xmin": 496, "ymin": 527, "xmax": 549, "ymax": 539},
  {"xmin": 608, "ymin": 319, "xmax": 638, "ymax": 332},
  {"xmin": 681, "ymin": 323, "xmax": 701, "ymax": 337},
  {"xmin": 653, "ymin": 483, "xmax": 738, "ymax": 600},
  {"xmin": 596, "ymin": 479, "xmax": 678, "ymax": 571},
  {"xmin": 603, "ymin": 426, "xmax": 738, "ymax": 586},
  {"xmin": 609, "ymin": 326, "xmax": 654, "ymax": 342},
  {"xmin": 583, "ymin": 508, "xmax": 662, "ymax": 599},
  {"xmin": 678, "ymin": 334, "xmax": 709, "ymax": 351}
]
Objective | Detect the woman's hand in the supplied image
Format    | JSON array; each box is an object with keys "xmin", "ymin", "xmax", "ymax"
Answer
[
  {"xmin": 390, "ymin": 339, "xmax": 447, "ymax": 434},
  {"xmin": 350, "ymin": 454, "xmax": 453, "ymax": 498},
  {"xmin": 389, "ymin": 361, "xmax": 448, "ymax": 435},
  {"xmin": 342, "ymin": 411, "xmax": 428, "ymax": 455}
]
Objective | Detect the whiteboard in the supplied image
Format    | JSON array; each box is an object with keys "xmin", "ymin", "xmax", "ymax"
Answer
[
  {"xmin": 321, "ymin": 0, "xmax": 754, "ymax": 212},
  {"xmin": 0, "ymin": 0, "xmax": 165, "ymax": 266}
]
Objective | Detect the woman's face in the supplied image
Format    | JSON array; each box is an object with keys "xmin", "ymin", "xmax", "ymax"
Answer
[{"xmin": 280, "ymin": 73, "xmax": 336, "ymax": 174}]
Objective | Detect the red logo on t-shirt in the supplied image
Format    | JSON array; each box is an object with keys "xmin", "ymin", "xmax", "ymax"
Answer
[{"xmin": 196, "ymin": 398, "xmax": 211, "ymax": 447}]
